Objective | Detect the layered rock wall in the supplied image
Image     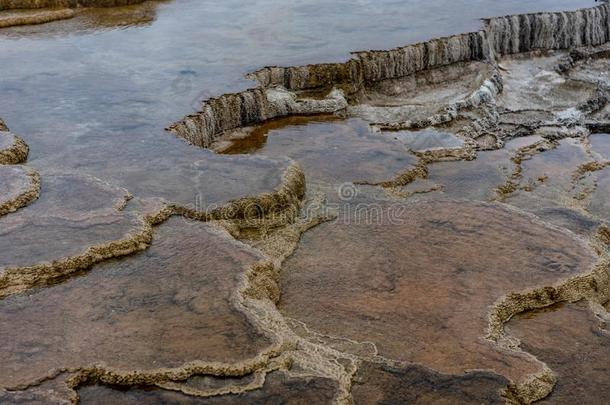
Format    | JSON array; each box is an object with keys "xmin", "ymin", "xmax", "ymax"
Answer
[
  {"xmin": 169, "ymin": 2, "xmax": 610, "ymax": 147},
  {"xmin": 167, "ymin": 88, "xmax": 347, "ymax": 147},
  {"xmin": 488, "ymin": 5, "xmax": 610, "ymax": 56}
]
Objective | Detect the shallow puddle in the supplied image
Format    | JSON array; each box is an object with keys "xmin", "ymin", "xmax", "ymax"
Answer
[
  {"xmin": 0, "ymin": 0, "xmax": 609, "ymax": 403},
  {"xmin": 507, "ymin": 301, "xmax": 610, "ymax": 404},
  {"xmin": 218, "ymin": 117, "xmax": 418, "ymax": 185},
  {"xmin": 280, "ymin": 200, "xmax": 596, "ymax": 385},
  {"xmin": 77, "ymin": 371, "xmax": 339, "ymax": 404},
  {"xmin": 0, "ymin": 217, "xmax": 273, "ymax": 389}
]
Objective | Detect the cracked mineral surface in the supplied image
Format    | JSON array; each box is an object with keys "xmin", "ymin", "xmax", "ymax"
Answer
[{"xmin": 2, "ymin": 0, "xmax": 610, "ymax": 404}]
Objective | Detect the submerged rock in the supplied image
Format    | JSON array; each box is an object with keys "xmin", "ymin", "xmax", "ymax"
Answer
[
  {"xmin": 280, "ymin": 200, "xmax": 597, "ymax": 401},
  {"xmin": 0, "ymin": 165, "xmax": 39, "ymax": 217},
  {"xmin": 0, "ymin": 174, "xmax": 152, "ymax": 297},
  {"xmin": 3, "ymin": 2, "xmax": 610, "ymax": 404},
  {"xmin": 0, "ymin": 217, "xmax": 276, "ymax": 392},
  {"xmin": 77, "ymin": 371, "xmax": 340, "ymax": 404},
  {"xmin": 506, "ymin": 301, "xmax": 610, "ymax": 404},
  {"xmin": 0, "ymin": 0, "xmax": 149, "ymax": 11},
  {"xmin": 0, "ymin": 8, "xmax": 75, "ymax": 28},
  {"xmin": 352, "ymin": 361, "xmax": 508, "ymax": 404}
]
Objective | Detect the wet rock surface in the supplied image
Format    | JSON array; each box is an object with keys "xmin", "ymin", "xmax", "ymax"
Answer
[
  {"xmin": 352, "ymin": 361, "xmax": 508, "ymax": 404},
  {"xmin": 0, "ymin": 217, "xmax": 274, "ymax": 390},
  {"xmin": 350, "ymin": 61, "xmax": 494, "ymax": 124},
  {"xmin": 506, "ymin": 301, "xmax": 610, "ymax": 404},
  {"xmin": 0, "ymin": 174, "xmax": 151, "ymax": 297},
  {"xmin": 0, "ymin": 131, "xmax": 28, "ymax": 164},
  {"xmin": 3, "ymin": 1, "xmax": 610, "ymax": 404},
  {"xmin": 216, "ymin": 117, "xmax": 418, "ymax": 185},
  {"xmin": 0, "ymin": 0, "xmax": 163, "ymax": 35},
  {"xmin": 0, "ymin": 8, "xmax": 75, "ymax": 29},
  {"xmin": 0, "ymin": 0, "xmax": 157, "ymax": 30},
  {"xmin": 0, "ymin": 165, "xmax": 39, "ymax": 217},
  {"xmin": 280, "ymin": 201, "xmax": 596, "ymax": 388},
  {"xmin": 78, "ymin": 371, "xmax": 340, "ymax": 404}
]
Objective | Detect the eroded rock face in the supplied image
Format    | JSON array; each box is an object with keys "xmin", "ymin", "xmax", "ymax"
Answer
[
  {"xmin": 168, "ymin": 88, "xmax": 347, "ymax": 148},
  {"xmin": 0, "ymin": 131, "xmax": 28, "ymax": 164},
  {"xmin": 0, "ymin": 217, "xmax": 274, "ymax": 390},
  {"xmin": 350, "ymin": 61, "xmax": 494, "ymax": 124},
  {"xmin": 506, "ymin": 301, "xmax": 610, "ymax": 404},
  {"xmin": 280, "ymin": 201, "xmax": 596, "ymax": 389},
  {"xmin": 487, "ymin": 6, "xmax": 610, "ymax": 55}
]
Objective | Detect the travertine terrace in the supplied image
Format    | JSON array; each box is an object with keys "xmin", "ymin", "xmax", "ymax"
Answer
[
  {"xmin": 3, "ymin": 1, "xmax": 610, "ymax": 404},
  {"xmin": 0, "ymin": 0, "xmax": 153, "ymax": 28}
]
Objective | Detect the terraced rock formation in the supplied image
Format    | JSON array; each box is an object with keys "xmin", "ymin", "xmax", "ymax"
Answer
[
  {"xmin": 4, "ymin": 2, "xmax": 610, "ymax": 405},
  {"xmin": 0, "ymin": 165, "xmax": 39, "ymax": 217},
  {"xmin": 0, "ymin": 0, "xmax": 148, "ymax": 10},
  {"xmin": 0, "ymin": 123, "xmax": 38, "ymax": 218},
  {"xmin": 0, "ymin": 0, "xmax": 156, "ymax": 29}
]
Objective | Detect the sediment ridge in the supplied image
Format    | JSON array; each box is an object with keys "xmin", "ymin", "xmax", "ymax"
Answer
[{"xmin": 0, "ymin": 0, "xmax": 149, "ymax": 11}]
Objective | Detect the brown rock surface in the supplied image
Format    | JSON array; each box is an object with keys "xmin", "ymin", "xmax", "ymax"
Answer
[
  {"xmin": 0, "ymin": 8, "xmax": 75, "ymax": 28},
  {"xmin": 506, "ymin": 301, "xmax": 610, "ymax": 404},
  {"xmin": 0, "ymin": 0, "xmax": 162, "ymax": 36},
  {"xmin": 352, "ymin": 361, "xmax": 508, "ymax": 404},
  {"xmin": 218, "ymin": 117, "xmax": 418, "ymax": 186},
  {"xmin": 505, "ymin": 138, "xmax": 591, "ymax": 212},
  {"xmin": 0, "ymin": 374, "xmax": 74, "ymax": 404},
  {"xmin": 0, "ymin": 131, "xmax": 28, "ymax": 164},
  {"xmin": 0, "ymin": 174, "xmax": 151, "ymax": 297},
  {"xmin": 0, "ymin": 217, "xmax": 274, "ymax": 390},
  {"xmin": 280, "ymin": 200, "xmax": 596, "ymax": 390},
  {"xmin": 0, "ymin": 165, "xmax": 39, "ymax": 216},
  {"xmin": 77, "ymin": 371, "xmax": 340, "ymax": 404},
  {"xmin": 418, "ymin": 136, "xmax": 543, "ymax": 202}
]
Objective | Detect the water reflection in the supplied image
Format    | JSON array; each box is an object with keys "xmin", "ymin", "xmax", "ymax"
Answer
[{"xmin": 0, "ymin": 0, "xmax": 597, "ymax": 196}]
